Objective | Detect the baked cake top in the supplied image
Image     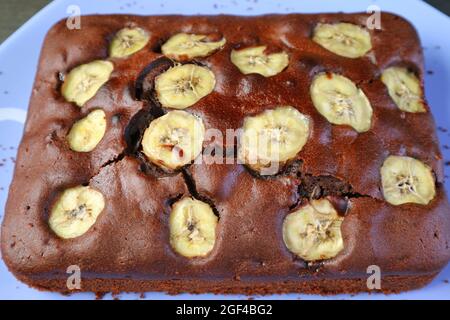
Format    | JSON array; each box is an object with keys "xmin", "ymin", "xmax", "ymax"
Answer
[{"xmin": 2, "ymin": 13, "xmax": 450, "ymax": 281}]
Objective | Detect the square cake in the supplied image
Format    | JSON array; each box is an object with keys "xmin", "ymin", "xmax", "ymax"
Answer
[{"xmin": 2, "ymin": 13, "xmax": 450, "ymax": 295}]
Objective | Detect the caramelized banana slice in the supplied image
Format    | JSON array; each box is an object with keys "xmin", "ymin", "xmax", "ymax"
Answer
[
  {"xmin": 109, "ymin": 27, "xmax": 150, "ymax": 58},
  {"xmin": 141, "ymin": 110, "xmax": 205, "ymax": 170},
  {"xmin": 381, "ymin": 67, "xmax": 426, "ymax": 113},
  {"xmin": 49, "ymin": 186, "xmax": 105, "ymax": 239},
  {"xmin": 310, "ymin": 73, "xmax": 373, "ymax": 132},
  {"xmin": 230, "ymin": 46, "xmax": 289, "ymax": 77},
  {"xmin": 67, "ymin": 109, "xmax": 107, "ymax": 152},
  {"xmin": 313, "ymin": 22, "xmax": 372, "ymax": 58},
  {"xmin": 155, "ymin": 64, "xmax": 215, "ymax": 109},
  {"xmin": 61, "ymin": 60, "xmax": 114, "ymax": 107},
  {"xmin": 381, "ymin": 155, "xmax": 435, "ymax": 205},
  {"xmin": 162, "ymin": 33, "xmax": 226, "ymax": 60},
  {"xmin": 169, "ymin": 197, "xmax": 218, "ymax": 258},
  {"xmin": 238, "ymin": 106, "xmax": 310, "ymax": 175},
  {"xmin": 283, "ymin": 199, "xmax": 344, "ymax": 261}
]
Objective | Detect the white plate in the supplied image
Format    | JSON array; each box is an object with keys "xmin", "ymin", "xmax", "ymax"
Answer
[{"xmin": 1, "ymin": 0, "xmax": 449, "ymax": 300}]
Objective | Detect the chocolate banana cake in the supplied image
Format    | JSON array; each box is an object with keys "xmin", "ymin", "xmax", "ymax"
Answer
[{"xmin": 2, "ymin": 13, "xmax": 450, "ymax": 296}]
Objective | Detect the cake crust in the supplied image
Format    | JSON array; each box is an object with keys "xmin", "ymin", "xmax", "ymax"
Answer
[{"xmin": 2, "ymin": 13, "xmax": 450, "ymax": 296}]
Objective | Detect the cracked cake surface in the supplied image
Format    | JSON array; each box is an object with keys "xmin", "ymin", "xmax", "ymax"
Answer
[{"xmin": 1, "ymin": 13, "xmax": 450, "ymax": 295}]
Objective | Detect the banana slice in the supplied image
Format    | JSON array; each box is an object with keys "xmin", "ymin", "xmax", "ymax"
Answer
[
  {"xmin": 109, "ymin": 27, "xmax": 150, "ymax": 58},
  {"xmin": 155, "ymin": 64, "xmax": 215, "ymax": 109},
  {"xmin": 169, "ymin": 197, "xmax": 218, "ymax": 258},
  {"xmin": 238, "ymin": 106, "xmax": 310, "ymax": 175},
  {"xmin": 230, "ymin": 46, "xmax": 289, "ymax": 77},
  {"xmin": 310, "ymin": 73, "xmax": 373, "ymax": 132},
  {"xmin": 61, "ymin": 60, "xmax": 114, "ymax": 107},
  {"xmin": 381, "ymin": 67, "xmax": 426, "ymax": 113},
  {"xmin": 109, "ymin": 28, "xmax": 150, "ymax": 58},
  {"xmin": 282, "ymin": 198, "xmax": 344, "ymax": 261},
  {"xmin": 141, "ymin": 110, "xmax": 205, "ymax": 170},
  {"xmin": 380, "ymin": 155, "xmax": 436, "ymax": 205},
  {"xmin": 49, "ymin": 186, "xmax": 105, "ymax": 239},
  {"xmin": 312, "ymin": 22, "xmax": 372, "ymax": 58},
  {"xmin": 161, "ymin": 33, "xmax": 226, "ymax": 61},
  {"xmin": 67, "ymin": 109, "xmax": 107, "ymax": 152}
]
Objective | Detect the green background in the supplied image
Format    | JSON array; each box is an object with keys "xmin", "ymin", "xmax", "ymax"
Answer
[
  {"xmin": 0, "ymin": 0, "xmax": 448, "ymax": 44},
  {"xmin": 0, "ymin": 0, "xmax": 51, "ymax": 43}
]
